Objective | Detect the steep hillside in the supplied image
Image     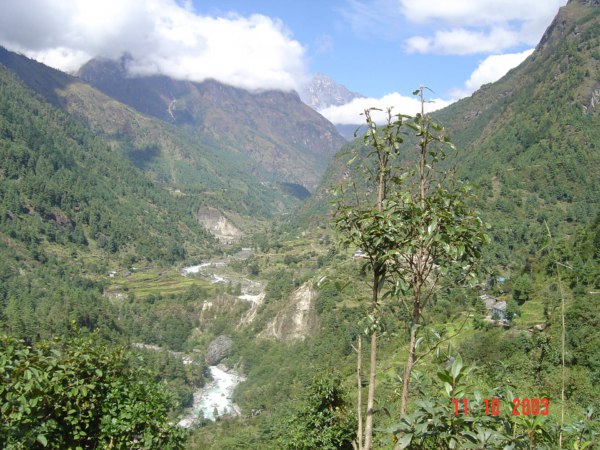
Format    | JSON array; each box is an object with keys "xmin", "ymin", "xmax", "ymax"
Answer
[
  {"xmin": 76, "ymin": 56, "xmax": 346, "ymax": 191},
  {"xmin": 0, "ymin": 63, "xmax": 216, "ymax": 262},
  {"xmin": 297, "ymin": 0, "xmax": 600, "ymax": 269},
  {"xmin": 0, "ymin": 47, "xmax": 306, "ymax": 221}
]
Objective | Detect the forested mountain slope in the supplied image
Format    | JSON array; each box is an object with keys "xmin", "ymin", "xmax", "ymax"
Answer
[
  {"xmin": 0, "ymin": 61, "xmax": 225, "ymax": 343},
  {"xmin": 77, "ymin": 56, "xmax": 346, "ymax": 191},
  {"xmin": 298, "ymin": 0, "xmax": 600, "ymax": 269},
  {"xmin": 0, "ymin": 47, "xmax": 306, "ymax": 220},
  {"xmin": 0, "ymin": 63, "xmax": 216, "ymax": 261}
]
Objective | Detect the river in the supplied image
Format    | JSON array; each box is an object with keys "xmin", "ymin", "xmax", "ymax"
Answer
[
  {"xmin": 178, "ymin": 253, "xmax": 257, "ymax": 427},
  {"xmin": 178, "ymin": 365, "xmax": 245, "ymax": 427}
]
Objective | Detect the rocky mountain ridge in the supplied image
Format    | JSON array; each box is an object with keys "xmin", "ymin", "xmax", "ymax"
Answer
[
  {"xmin": 77, "ymin": 57, "xmax": 346, "ymax": 191},
  {"xmin": 299, "ymin": 72, "xmax": 365, "ymax": 111},
  {"xmin": 0, "ymin": 47, "xmax": 323, "ymax": 221}
]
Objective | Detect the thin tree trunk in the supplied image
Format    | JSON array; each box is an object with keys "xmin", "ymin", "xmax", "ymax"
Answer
[
  {"xmin": 546, "ymin": 226, "xmax": 565, "ymax": 448},
  {"xmin": 361, "ymin": 139, "xmax": 386, "ymax": 450},
  {"xmin": 400, "ymin": 325, "xmax": 417, "ymax": 413},
  {"xmin": 558, "ymin": 261, "xmax": 565, "ymax": 448},
  {"xmin": 395, "ymin": 89, "xmax": 428, "ymax": 450},
  {"xmin": 536, "ymin": 342, "xmax": 545, "ymax": 381},
  {"xmin": 356, "ymin": 336, "xmax": 363, "ymax": 450},
  {"xmin": 364, "ymin": 331, "xmax": 377, "ymax": 450},
  {"xmin": 363, "ymin": 270, "xmax": 379, "ymax": 450}
]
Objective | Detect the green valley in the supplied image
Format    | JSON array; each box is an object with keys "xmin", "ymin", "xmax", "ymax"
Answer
[{"xmin": 2, "ymin": 0, "xmax": 600, "ymax": 449}]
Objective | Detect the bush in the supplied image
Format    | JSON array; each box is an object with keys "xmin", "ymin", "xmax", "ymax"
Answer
[
  {"xmin": 277, "ymin": 371, "xmax": 356, "ymax": 450},
  {"xmin": 0, "ymin": 331, "xmax": 186, "ymax": 449}
]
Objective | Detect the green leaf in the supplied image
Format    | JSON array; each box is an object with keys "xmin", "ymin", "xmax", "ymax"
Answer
[
  {"xmin": 451, "ymin": 354, "xmax": 463, "ymax": 380},
  {"xmin": 540, "ymin": 236, "xmax": 551, "ymax": 251},
  {"xmin": 397, "ymin": 278, "xmax": 408, "ymax": 293},
  {"xmin": 396, "ymin": 433, "xmax": 413, "ymax": 448},
  {"xmin": 437, "ymin": 371, "xmax": 452, "ymax": 384},
  {"xmin": 415, "ymin": 337, "xmax": 424, "ymax": 350},
  {"xmin": 37, "ymin": 435, "xmax": 48, "ymax": 446},
  {"xmin": 377, "ymin": 276, "xmax": 385, "ymax": 293},
  {"xmin": 428, "ymin": 218, "xmax": 438, "ymax": 235},
  {"xmin": 444, "ymin": 382, "xmax": 453, "ymax": 397}
]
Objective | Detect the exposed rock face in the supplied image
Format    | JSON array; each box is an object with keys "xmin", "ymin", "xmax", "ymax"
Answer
[
  {"xmin": 258, "ymin": 282, "xmax": 319, "ymax": 341},
  {"xmin": 198, "ymin": 293, "xmax": 252, "ymax": 331},
  {"xmin": 299, "ymin": 73, "xmax": 365, "ymax": 111},
  {"xmin": 50, "ymin": 209, "xmax": 73, "ymax": 232},
  {"xmin": 205, "ymin": 335, "xmax": 233, "ymax": 366},
  {"xmin": 195, "ymin": 208, "xmax": 242, "ymax": 240}
]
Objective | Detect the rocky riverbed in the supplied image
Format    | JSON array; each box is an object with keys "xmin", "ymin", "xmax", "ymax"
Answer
[
  {"xmin": 178, "ymin": 364, "xmax": 246, "ymax": 427},
  {"xmin": 181, "ymin": 249, "xmax": 265, "ymax": 295}
]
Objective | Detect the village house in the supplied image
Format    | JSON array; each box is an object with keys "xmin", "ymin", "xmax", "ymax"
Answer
[
  {"xmin": 492, "ymin": 301, "xmax": 508, "ymax": 321},
  {"xmin": 478, "ymin": 294, "xmax": 509, "ymax": 322},
  {"xmin": 479, "ymin": 294, "xmax": 498, "ymax": 311}
]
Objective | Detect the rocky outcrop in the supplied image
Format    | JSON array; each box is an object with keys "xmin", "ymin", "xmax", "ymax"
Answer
[
  {"xmin": 258, "ymin": 282, "xmax": 319, "ymax": 342},
  {"xmin": 195, "ymin": 208, "xmax": 243, "ymax": 240},
  {"xmin": 237, "ymin": 292, "xmax": 266, "ymax": 327},
  {"xmin": 50, "ymin": 209, "xmax": 73, "ymax": 232},
  {"xmin": 205, "ymin": 335, "xmax": 233, "ymax": 365}
]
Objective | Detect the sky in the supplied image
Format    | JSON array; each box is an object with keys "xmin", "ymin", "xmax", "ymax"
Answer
[{"xmin": 0, "ymin": 0, "xmax": 567, "ymax": 125}]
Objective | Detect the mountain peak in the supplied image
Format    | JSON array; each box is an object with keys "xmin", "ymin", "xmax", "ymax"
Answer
[{"xmin": 299, "ymin": 73, "xmax": 364, "ymax": 110}]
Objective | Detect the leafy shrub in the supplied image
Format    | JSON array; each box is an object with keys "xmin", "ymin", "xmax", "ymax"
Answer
[{"xmin": 0, "ymin": 331, "xmax": 186, "ymax": 449}]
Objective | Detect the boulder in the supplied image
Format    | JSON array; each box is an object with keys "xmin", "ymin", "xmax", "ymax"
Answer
[{"xmin": 205, "ymin": 335, "xmax": 232, "ymax": 365}]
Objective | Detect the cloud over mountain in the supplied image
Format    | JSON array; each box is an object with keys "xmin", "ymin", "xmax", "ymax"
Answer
[
  {"xmin": 0, "ymin": 0, "xmax": 308, "ymax": 91},
  {"xmin": 448, "ymin": 49, "xmax": 534, "ymax": 98},
  {"xmin": 319, "ymin": 92, "xmax": 453, "ymax": 125}
]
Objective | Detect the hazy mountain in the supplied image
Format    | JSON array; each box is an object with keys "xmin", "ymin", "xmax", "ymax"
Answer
[
  {"xmin": 76, "ymin": 57, "xmax": 346, "ymax": 191},
  {"xmin": 299, "ymin": 73, "xmax": 366, "ymax": 140},
  {"xmin": 299, "ymin": 72, "xmax": 365, "ymax": 110}
]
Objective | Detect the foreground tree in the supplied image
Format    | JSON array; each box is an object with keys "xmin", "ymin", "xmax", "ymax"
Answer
[
  {"xmin": 0, "ymin": 331, "xmax": 186, "ymax": 449},
  {"xmin": 333, "ymin": 87, "xmax": 488, "ymax": 449}
]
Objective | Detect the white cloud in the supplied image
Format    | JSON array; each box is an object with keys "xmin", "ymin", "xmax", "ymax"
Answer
[
  {"xmin": 405, "ymin": 27, "xmax": 523, "ymax": 55},
  {"xmin": 313, "ymin": 34, "xmax": 335, "ymax": 57},
  {"xmin": 399, "ymin": 0, "xmax": 566, "ymax": 27},
  {"xmin": 339, "ymin": 0, "xmax": 403, "ymax": 39},
  {"xmin": 448, "ymin": 49, "xmax": 534, "ymax": 98},
  {"xmin": 399, "ymin": 0, "xmax": 567, "ymax": 54},
  {"xmin": 0, "ymin": 0, "xmax": 308, "ymax": 91},
  {"xmin": 319, "ymin": 92, "xmax": 454, "ymax": 125}
]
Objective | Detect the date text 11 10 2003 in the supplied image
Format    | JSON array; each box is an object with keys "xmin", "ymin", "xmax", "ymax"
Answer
[{"xmin": 453, "ymin": 399, "xmax": 549, "ymax": 416}]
